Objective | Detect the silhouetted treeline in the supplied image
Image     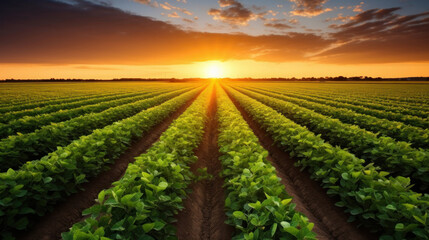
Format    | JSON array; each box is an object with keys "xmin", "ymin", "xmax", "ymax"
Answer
[
  {"xmin": 228, "ymin": 77, "xmax": 429, "ymax": 81},
  {"xmin": 0, "ymin": 78, "xmax": 201, "ymax": 82},
  {"xmin": 1, "ymin": 77, "xmax": 428, "ymax": 82}
]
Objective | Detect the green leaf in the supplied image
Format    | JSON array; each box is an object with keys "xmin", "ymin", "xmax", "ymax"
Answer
[
  {"xmin": 281, "ymin": 198, "xmax": 292, "ymax": 205},
  {"xmin": 98, "ymin": 190, "xmax": 106, "ymax": 204},
  {"xmin": 158, "ymin": 181, "xmax": 168, "ymax": 191},
  {"xmin": 233, "ymin": 211, "xmax": 247, "ymax": 220},
  {"xmin": 413, "ymin": 214, "xmax": 427, "ymax": 225},
  {"xmin": 285, "ymin": 226, "xmax": 299, "ymax": 236},
  {"xmin": 153, "ymin": 221, "xmax": 166, "ymax": 231},
  {"xmin": 271, "ymin": 223, "xmax": 278, "ymax": 237},
  {"xmin": 350, "ymin": 208, "xmax": 363, "ymax": 215},
  {"xmin": 111, "ymin": 219, "xmax": 125, "ymax": 231},
  {"xmin": 280, "ymin": 221, "xmax": 290, "ymax": 229},
  {"xmin": 143, "ymin": 223, "xmax": 155, "ymax": 233},
  {"xmin": 43, "ymin": 177, "xmax": 53, "ymax": 184},
  {"xmin": 386, "ymin": 205, "xmax": 396, "ymax": 211},
  {"xmin": 248, "ymin": 201, "xmax": 261, "ymax": 210},
  {"xmin": 395, "ymin": 223, "xmax": 404, "ymax": 231}
]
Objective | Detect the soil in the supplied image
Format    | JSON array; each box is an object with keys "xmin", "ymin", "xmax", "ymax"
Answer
[
  {"xmin": 175, "ymin": 87, "xmax": 234, "ymax": 240},
  {"xmin": 224, "ymin": 85, "xmax": 378, "ymax": 240},
  {"xmin": 17, "ymin": 89, "xmax": 204, "ymax": 240}
]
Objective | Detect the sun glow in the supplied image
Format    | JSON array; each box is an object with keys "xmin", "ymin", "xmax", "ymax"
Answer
[{"xmin": 204, "ymin": 61, "xmax": 224, "ymax": 78}]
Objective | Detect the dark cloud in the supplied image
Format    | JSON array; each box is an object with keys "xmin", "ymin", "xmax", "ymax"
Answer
[
  {"xmin": 316, "ymin": 8, "xmax": 429, "ymax": 63},
  {"xmin": 208, "ymin": 0, "xmax": 256, "ymax": 26},
  {"xmin": 0, "ymin": 0, "xmax": 331, "ymax": 64},
  {"xmin": 264, "ymin": 22, "xmax": 292, "ymax": 30},
  {"xmin": 289, "ymin": 0, "xmax": 331, "ymax": 17}
]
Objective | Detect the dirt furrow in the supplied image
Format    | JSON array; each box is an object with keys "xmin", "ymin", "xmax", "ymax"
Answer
[
  {"xmin": 224, "ymin": 86, "xmax": 378, "ymax": 240},
  {"xmin": 175, "ymin": 88, "xmax": 233, "ymax": 240},
  {"xmin": 18, "ymin": 89, "xmax": 203, "ymax": 240}
]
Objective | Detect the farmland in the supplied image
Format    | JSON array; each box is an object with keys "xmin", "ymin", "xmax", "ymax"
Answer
[{"xmin": 0, "ymin": 80, "xmax": 428, "ymax": 240}]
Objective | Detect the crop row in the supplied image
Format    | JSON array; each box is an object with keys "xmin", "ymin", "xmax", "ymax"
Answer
[
  {"xmin": 266, "ymin": 87, "xmax": 429, "ymax": 119},
  {"xmin": 0, "ymin": 88, "xmax": 193, "ymax": 172},
  {"xmin": 241, "ymin": 87, "xmax": 429, "ymax": 149},
  {"xmin": 0, "ymin": 92, "xmax": 135, "ymax": 116},
  {"xmin": 0, "ymin": 89, "xmax": 169, "ymax": 138},
  {"xmin": 248, "ymin": 87, "xmax": 428, "ymax": 129},
  {"xmin": 235, "ymin": 87, "xmax": 429, "ymax": 191},
  {"xmin": 0, "ymin": 87, "xmax": 203, "ymax": 238},
  {"xmin": 0, "ymin": 89, "xmax": 165, "ymax": 123},
  {"xmin": 216, "ymin": 86, "xmax": 316, "ymax": 239},
  {"xmin": 62, "ymin": 86, "xmax": 211, "ymax": 240},
  {"xmin": 263, "ymin": 85, "xmax": 429, "ymax": 112},
  {"xmin": 226, "ymin": 85, "xmax": 429, "ymax": 239},
  {"xmin": 0, "ymin": 92, "xmax": 116, "ymax": 114}
]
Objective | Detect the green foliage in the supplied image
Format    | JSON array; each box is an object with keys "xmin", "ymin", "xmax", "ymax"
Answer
[
  {"xmin": 0, "ymin": 91, "xmax": 123, "ymax": 115},
  {"xmin": 217, "ymin": 86, "xmax": 316, "ymax": 239},
  {"xmin": 0, "ymin": 91, "xmax": 149, "ymax": 123},
  {"xmin": 0, "ymin": 88, "xmax": 192, "ymax": 171},
  {"xmin": 243, "ymin": 86, "xmax": 429, "ymax": 149},
  {"xmin": 226, "ymin": 85, "xmax": 429, "ymax": 240},
  {"xmin": 251, "ymin": 87, "xmax": 428, "ymax": 129},
  {"xmin": 62, "ymin": 86, "xmax": 211, "ymax": 239},
  {"xmin": 237, "ymin": 87, "xmax": 429, "ymax": 191},
  {"xmin": 0, "ymin": 90, "xmax": 169, "ymax": 138},
  {"xmin": 0, "ymin": 87, "xmax": 202, "ymax": 236},
  {"xmin": 275, "ymin": 88, "xmax": 429, "ymax": 119}
]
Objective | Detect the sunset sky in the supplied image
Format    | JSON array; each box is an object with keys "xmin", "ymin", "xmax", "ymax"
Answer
[{"xmin": 1, "ymin": 0, "xmax": 429, "ymax": 79}]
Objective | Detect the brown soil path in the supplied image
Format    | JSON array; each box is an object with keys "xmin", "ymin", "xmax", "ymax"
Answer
[
  {"xmin": 175, "ymin": 87, "xmax": 234, "ymax": 240},
  {"xmin": 224, "ymin": 86, "xmax": 378, "ymax": 240},
  {"xmin": 18, "ymin": 89, "xmax": 204, "ymax": 240}
]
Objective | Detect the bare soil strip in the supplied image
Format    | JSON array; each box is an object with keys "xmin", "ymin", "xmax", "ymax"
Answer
[
  {"xmin": 18, "ymin": 89, "xmax": 204, "ymax": 240},
  {"xmin": 176, "ymin": 88, "xmax": 234, "ymax": 240},
  {"xmin": 224, "ymin": 87, "xmax": 378, "ymax": 240}
]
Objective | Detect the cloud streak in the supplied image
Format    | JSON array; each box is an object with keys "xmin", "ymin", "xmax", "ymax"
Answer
[
  {"xmin": 316, "ymin": 8, "xmax": 429, "ymax": 63},
  {"xmin": 208, "ymin": 0, "xmax": 256, "ymax": 26},
  {"xmin": 289, "ymin": 0, "xmax": 331, "ymax": 17}
]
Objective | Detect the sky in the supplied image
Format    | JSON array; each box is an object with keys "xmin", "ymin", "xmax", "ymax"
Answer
[{"xmin": 1, "ymin": 0, "xmax": 429, "ymax": 79}]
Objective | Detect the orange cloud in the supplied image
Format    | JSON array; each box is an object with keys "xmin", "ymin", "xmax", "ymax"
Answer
[
  {"xmin": 208, "ymin": 0, "xmax": 257, "ymax": 26},
  {"xmin": 289, "ymin": 0, "xmax": 331, "ymax": 17},
  {"xmin": 134, "ymin": 0, "xmax": 159, "ymax": 8},
  {"xmin": 160, "ymin": 2, "xmax": 193, "ymax": 16}
]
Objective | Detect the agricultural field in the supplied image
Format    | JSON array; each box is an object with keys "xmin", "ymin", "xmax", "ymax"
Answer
[{"xmin": 0, "ymin": 80, "xmax": 428, "ymax": 240}]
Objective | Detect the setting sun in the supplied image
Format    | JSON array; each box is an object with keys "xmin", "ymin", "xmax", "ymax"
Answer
[{"xmin": 204, "ymin": 61, "xmax": 224, "ymax": 78}]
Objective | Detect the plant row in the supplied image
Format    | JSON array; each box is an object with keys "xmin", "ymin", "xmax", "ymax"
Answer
[
  {"xmin": 0, "ymin": 89, "xmax": 169, "ymax": 138},
  {"xmin": 0, "ymin": 90, "xmax": 161, "ymax": 123},
  {"xmin": 248, "ymin": 87, "xmax": 428, "ymax": 129},
  {"xmin": 259, "ymin": 84, "xmax": 429, "ymax": 112},
  {"xmin": 270, "ymin": 87, "xmax": 429, "ymax": 119},
  {"xmin": 236, "ymin": 87, "xmax": 429, "ymax": 191},
  {"xmin": 241, "ymin": 87, "xmax": 429, "ymax": 149},
  {"xmin": 216, "ymin": 86, "xmax": 316, "ymax": 239},
  {"xmin": 0, "ymin": 88, "xmax": 193, "ymax": 172},
  {"xmin": 0, "ymin": 87, "xmax": 203, "ymax": 239},
  {"xmin": 62, "ymin": 86, "xmax": 211, "ymax": 240},
  {"xmin": 0, "ymin": 92, "xmax": 117, "ymax": 114},
  {"xmin": 226, "ymin": 86, "xmax": 429, "ymax": 240}
]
